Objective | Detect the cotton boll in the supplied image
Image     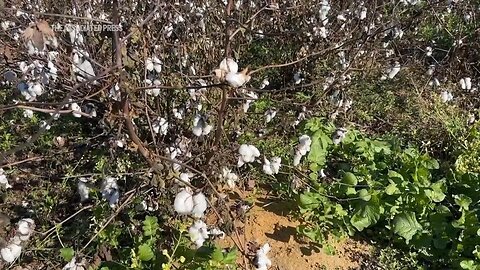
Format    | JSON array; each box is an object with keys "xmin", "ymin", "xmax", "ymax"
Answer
[
  {"xmin": 192, "ymin": 192, "xmax": 208, "ymax": 218},
  {"xmin": 219, "ymin": 58, "xmax": 238, "ymax": 74},
  {"xmin": 243, "ymin": 91, "xmax": 258, "ymax": 112},
  {"xmin": 192, "ymin": 115, "xmax": 212, "ymax": 136},
  {"xmin": 333, "ymin": 128, "xmax": 347, "ymax": 145},
  {"xmin": 440, "ymin": 91, "xmax": 453, "ymax": 103},
  {"xmin": 101, "ymin": 177, "xmax": 120, "ymax": 208},
  {"xmin": 174, "ymin": 189, "xmax": 194, "ymax": 215},
  {"xmin": 30, "ymin": 83, "xmax": 43, "ymax": 97},
  {"xmin": 221, "ymin": 168, "xmax": 238, "ymax": 189},
  {"xmin": 214, "ymin": 58, "xmax": 239, "ymax": 80},
  {"xmin": 460, "ymin": 77, "xmax": 471, "ymax": 90},
  {"xmin": 78, "ymin": 178, "xmax": 89, "ymax": 202},
  {"xmin": 70, "ymin": 103, "xmax": 82, "ymax": 118},
  {"xmin": 1, "ymin": 243, "xmax": 22, "ymax": 263},
  {"xmin": 188, "ymin": 220, "xmax": 209, "ymax": 248},
  {"xmin": 152, "ymin": 56, "xmax": 162, "ymax": 73},
  {"xmin": 23, "ymin": 109, "xmax": 33, "ymax": 118},
  {"xmin": 177, "ymin": 172, "xmax": 193, "ymax": 186},
  {"xmin": 63, "ymin": 257, "xmax": 87, "ymax": 270},
  {"xmin": 264, "ymin": 108, "xmax": 277, "ymax": 123},
  {"xmin": 263, "ymin": 157, "xmax": 281, "ymax": 175},
  {"xmin": 238, "ymin": 144, "xmax": 260, "ymax": 167},
  {"xmin": 209, "ymin": 228, "xmax": 225, "ymax": 239},
  {"xmin": 0, "ymin": 169, "xmax": 12, "ymax": 189},
  {"xmin": 294, "ymin": 135, "xmax": 312, "ymax": 166},
  {"xmin": 17, "ymin": 219, "xmax": 35, "ymax": 241},
  {"xmin": 153, "ymin": 117, "xmax": 169, "ymax": 135},
  {"xmin": 225, "ymin": 68, "xmax": 251, "ymax": 88},
  {"xmin": 319, "ymin": 0, "xmax": 330, "ymax": 24},
  {"xmin": 293, "ymin": 71, "xmax": 304, "ymax": 84},
  {"xmin": 17, "ymin": 219, "xmax": 34, "ymax": 235},
  {"xmin": 255, "ymin": 243, "xmax": 272, "ymax": 270},
  {"xmin": 259, "ymin": 78, "xmax": 269, "ymax": 89},
  {"xmin": 388, "ymin": 62, "xmax": 401, "ymax": 79},
  {"xmin": 425, "ymin": 46, "xmax": 432, "ymax": 57},
  {"xmin": 145, "ymin": 58, "xmax": 154, "ymax": 71},
  {"xmin": 75, "ymin": 60, "xmax": 95, "ymax": 81}
]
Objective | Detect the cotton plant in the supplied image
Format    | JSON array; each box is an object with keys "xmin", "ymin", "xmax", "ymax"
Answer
[
  {"xmin": 17, "ymin": 82, "xmax": 43, "ymax": 101},
  {"xmin": 441, "ymin": 90, "xmax": 453, "ymax": 103},
  {"xmin": 459, "ymin": 77, "xmax": 472, "ymax": 91},
  {"xmin": 293, "ymin": 71, "xmax": 304, "ymax": 84},
  {"xmin": 259, "ymin": 78, "xmax": 269, "ymax": 89},
  {"xmin": 220, "ymin": 168, "xmax": 239, "ymax": 189},
  {"xmin": 380, "ymin": 61, "xmax": 401, "ymax": 80},
  {"xmin": 63, "ymin": 257, "xmax": 87, "ymax": 270},
  {"xmin": 72, "ymin": 49, "xmax": 95, "ymax": 82},
  {"xmin": 333, "ymin": 128, "xmax": 347, "ymax": 145},
  {"xmin": 101, "ymin": 177, "xmax": 120, "ymax": 208},
  {"xmin": 293, "ymin": 107, "xmax": 307, "ymax": 126},
  {"xmin": 293, "ymin": 135, "xmax": 312, "ymax": 166},
  {"xmin": 67, "ymin": 24, "xmax": 84, "ymax": 45},
  {"xmin": 238, "ymin": 144, "xmax": 260, "ymax": 167},
  {"xmin": 77, "ymin": 177, "xmax": 90, "ymax": 202},
  {"xmin": 146, "ymin": 56, "xmax": 162, "ymax": 73},
  {"xmin": 0, "ymin": 218, "xmax": 35, "ymax": 263},
  {"xmin": 254, "ymin": 243, "xmax": 272, "ymax": 270},
  {"xmin": 192, "ymin": 114, "xmax": 212, "ymax": 137},
  {"xmin": 189, "ymin": 79, "xmax": 207, "ymax": 101},
  {"xmin": 319, "ymin": 0, "xmax": 330, "ymax": 25},
  {"xmin": 144, "ymin": 77, "xmax": 161, "ymax": 96},
  {"xmin": 242, "ymin": 91, "xmax": 258, "ymax": 112},
  {"xmin": 173, "ymin": 188, "xmax": 208, "ymax": 218},
  {"xmin": 265, "ymin": 109, "xmax": 277, "ymax": 123},
  {"xmin": 214, "ymin": 58, "xmax": 251, "ymax": 87},
  {"xmin": 176, "ymin": 172, "xmax": 194, "ymax": 186},
  {"xmin": 0, "ymin": 169, "xmax": 12, "ymax": 189},
  {"xmin": 40, "ymin": 120, "xmax": 51, "ymax": 130},
  {"xmin": 70, "ymin": 102, "xmax": 82, "ymax": 118},
  {"xmin": 152, "ymin": 117, "xmax": 169, "ymax": 135},
  {"xmin": 263, "ymin": 157, "xmax": 281, "ymax": 175},
  {"xmin": 188, "ymin": 220, "xmax": 210, "ymax": 248},
  {"xmin": 109, "ymin": 82, "xmax": 121, "ymax": 101},
  {"xmin": 23, "ymin": 109, "xmax": 33, "ymax": 119}
]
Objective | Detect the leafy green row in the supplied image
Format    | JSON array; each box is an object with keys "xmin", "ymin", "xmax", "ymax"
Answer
[{"xmin": 297, "ymin": 118, "xmax": 480, "ymax": 269}]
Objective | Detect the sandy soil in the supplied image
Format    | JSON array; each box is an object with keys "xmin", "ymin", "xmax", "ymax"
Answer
[{"xmin": 215, "ymin": 191, "xmax": 372, "ymax": 270}]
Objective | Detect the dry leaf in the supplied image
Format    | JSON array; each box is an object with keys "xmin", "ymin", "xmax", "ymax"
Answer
[
  {"xmin": 36, "ymin": 20, "xmax": 54, "ymax": 38},
  {"xmin": 22, "ymin": 20, "xmax": 55, "ymax": 50}
]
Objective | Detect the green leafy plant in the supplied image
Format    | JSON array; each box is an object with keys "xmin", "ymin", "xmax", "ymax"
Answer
[{"xmin": 297, "ymin": 118, "xmax": 480, "ymax": 269}]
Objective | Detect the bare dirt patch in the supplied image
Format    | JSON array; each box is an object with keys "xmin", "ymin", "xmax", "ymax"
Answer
[{"xmin": 216, "ymin": 192, "xmax": 372, "ymax": 270}]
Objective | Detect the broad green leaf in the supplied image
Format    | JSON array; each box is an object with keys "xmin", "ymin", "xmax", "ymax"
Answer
[
  {"xmin": 424, "ymin": 159, "xmax": 439, "ymax": 170},
  {"xmin": 388, "ymin": 170, "xmax": 404, "ymax": 181},
  {"xmin": 138, "ymin": 244, "xmax": 154, "ymax": 261},
  {"xmin": 385, "ymin": 182, "xmax": 399, "ymax": 195},
  {"xmin": 346, "ymin": 187, "xmax": 356, "ymax": 195},
  {"xmin": 143, "ymin": 216, "xmax": 159, "ymax": 237},
  {"xmin": 350, "ymin": 201, "xmax": 382, "ymax": 231},
  {"xmin": 211, "ymin": 247, "xmax": 224, "ymax": 262},
  {"xmin": 307, "ymin": 130, "xmax": 331, "ymax": 166},
  {"xmin": 460, "ymin": 260, "xmax": 477, "ymax": 270},
  {"xmin": 323, "ymin": 244, "xmax": 336, "ymax": 255},
  {"xmin": 358, "ymin": 189, "xmax": 371, "ymax": 201},
  {"xmin": 426, "ymin": 180, "xmax": 446, "ymax": 202},
  {"xmin": 223, "ymin": 248, "xmax": 237, "ymax": 264},
  {"xmin": 60, "ymin": 247, "xmax": 75, "ymax": 262},
  {"xmin": 392, "ymin": 212, "xmax": 422, "ymax": 243},
  {"xmin": 454, "ymin": 194, "xmax": 472, "ymax": 210},
  {"xmin": 299, "ymin": 193, "xmax": 321, "ymax": 209}
]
